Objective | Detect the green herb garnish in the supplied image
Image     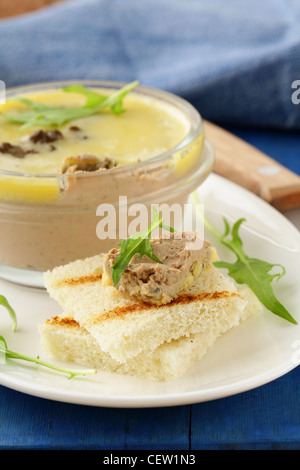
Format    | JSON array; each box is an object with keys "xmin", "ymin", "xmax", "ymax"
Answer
[
  {"xmin": 193, "ymin": 192, "xmax": 297, "ymax": 324},
  {"xmin": 111, "ymin": 207, "xmax": 175, "ymax": 287},
  {"xmin": 5, "ymin": 80, "xmax": 139, "ymax": 129},
  {"xmin": 0, "ymin": 295, "xmax": 17, "ymax": 332},
  {"xmin": 0, "ymin": 295, "xmax": 96, "ymax": 378},
  {"xmin": 0, "ymin": 335, "xmax": 96, "ymax": 379}
]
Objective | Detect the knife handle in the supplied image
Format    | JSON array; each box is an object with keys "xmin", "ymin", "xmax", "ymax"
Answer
[{"xmin": 204, "ymin": 120, "xmax": 300, "ymax": 211}]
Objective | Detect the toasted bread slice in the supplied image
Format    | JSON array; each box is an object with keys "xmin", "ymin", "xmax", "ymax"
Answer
[
  {"xmin": 44, "ymin": 254, "xmax": 260, "ymax": 363},
  {"xmin": 39, "ymin": 285, "xmax": 261, "ymax": 381}
]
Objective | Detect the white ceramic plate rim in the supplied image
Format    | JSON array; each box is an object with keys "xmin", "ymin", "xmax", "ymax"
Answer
[{"xmin": 0, "ymin": 354, "xmax": 298, "ymax": 408}]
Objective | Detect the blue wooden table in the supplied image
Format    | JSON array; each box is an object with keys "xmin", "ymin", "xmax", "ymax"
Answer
[{"xmin": 0, "ymin": 126, "xmax": 299, "ymax": 451}]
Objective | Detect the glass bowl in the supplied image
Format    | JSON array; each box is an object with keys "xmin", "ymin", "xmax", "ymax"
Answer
[{"xmin": 0, "ymin": 80, "xmax": 214, "ymax": 287}]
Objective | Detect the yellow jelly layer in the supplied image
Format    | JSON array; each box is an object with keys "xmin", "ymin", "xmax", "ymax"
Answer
[
  {"xmin": 0, "ymin": 88, "xmax": 202, "ymax": 203},
  {"xmin": 0, "ymin": 175, "xmax": 60, "ymax": 203}
]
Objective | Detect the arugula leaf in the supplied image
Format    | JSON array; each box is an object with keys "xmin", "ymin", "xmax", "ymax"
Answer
[
  {"xmin": 5, "ymin": 80, "xmax": 139, "ymax": 129},
  {"xmin": 62, "ymin": 85, "xmax": 107, "ymax": 107},
  {"xmin": 0, "ymin": 295, "xmax": 17, "ymax": 332},
  {"xmin": 0, "ymin": 294, "xmax": 96, "ymax": 378},
  {"xmin": 0, "ymin": 335, "xmax": 96, "ymax": 378},
  {"xmin": 12, "ymin": 98, "xmax": 53, "ymax": 111},
  {"xmin": 193, "ymin": 192, "xmax": 297, "ymax": 325},
  {"xmin": 111, "ymin": 207, "xmax": 175, "ymax": 287}
]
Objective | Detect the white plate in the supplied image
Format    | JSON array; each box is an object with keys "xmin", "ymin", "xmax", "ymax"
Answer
[{"xmin": 0, "ymin": 173, "xmax": 299, "ymax": 408}]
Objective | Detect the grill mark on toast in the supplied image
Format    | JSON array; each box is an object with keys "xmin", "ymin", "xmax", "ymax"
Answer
[
  {"xmin": 46, "ymin": 315, "xmax": 80, "ymax": 328},
  {"xmin": 55, "ymin": 273, "xmax": 102, "ymax": 287},
  {"xmin": 91, "ymin": 290, "xmax": 241, "ymax": 323}
]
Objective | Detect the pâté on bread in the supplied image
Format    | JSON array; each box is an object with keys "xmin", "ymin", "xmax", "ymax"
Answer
[{"xmin": 39, "ymin": 230, "xmax": 262, "ymax": 381}]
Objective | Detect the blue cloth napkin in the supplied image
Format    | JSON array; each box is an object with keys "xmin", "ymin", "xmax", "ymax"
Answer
[{"xmin": 1, "ymin": 0, "xmax": 300, "ymax": 129}]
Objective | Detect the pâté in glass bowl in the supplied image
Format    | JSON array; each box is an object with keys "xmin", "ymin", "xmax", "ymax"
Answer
[{"xmin": 0, "ymin": 80, "xmax": 214, "ymax": 287}]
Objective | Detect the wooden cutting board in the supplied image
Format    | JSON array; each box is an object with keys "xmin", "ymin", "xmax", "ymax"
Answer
[
  {"xmin": 0, "ymin": 0, "xmax": 61, "ymax": 18},
  {"xmin": 204, "ymin": 120, "xmax": 300, "ymax": 212}
]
